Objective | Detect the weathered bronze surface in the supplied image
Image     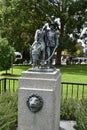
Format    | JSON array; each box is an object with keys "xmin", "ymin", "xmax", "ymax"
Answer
[
  {"xmin": 29, "ymin": 17, "xmax": 59, "ymax": 71},
  {"xmin": 27, "ymin": 94, "xmax": 43, "ymax": 113}
]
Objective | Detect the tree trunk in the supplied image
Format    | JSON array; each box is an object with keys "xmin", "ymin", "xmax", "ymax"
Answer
[
  {"xmin": 55, "ymin": 49, "xmax": 62, "ymax": 66},
  {"xmin": 6, "ymin": 70, "xmax": 7, "ymax": 74}
]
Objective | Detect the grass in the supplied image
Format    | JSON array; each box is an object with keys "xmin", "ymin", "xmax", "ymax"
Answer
[
  {"xmin": 0, "ymin": 65, "xmax": 30, "ymax": 78},
  {"xmin": 59, "ymin": 64, "xmax": 87, "ymax": 99},
  {"xmin": 60, "ymin": 64, "xmax": 87, "ymax": 83},
  {"xmin": 0, "ymin": 64, "xmax": 87, "ymax": 83},
  {"xmin": 0, "ymin": 64, "xmax": 87, "ymax": 98},
  {"xmin": 61, "ymin": 84, "xmax": 87, "ymax": 99}
]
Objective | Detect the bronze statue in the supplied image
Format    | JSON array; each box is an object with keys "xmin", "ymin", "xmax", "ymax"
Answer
[
  {"xmin": 27, "ymin": 94, "xmax": 43, "ymax": 113},
  {"xmin": 29, "ymin": 28, "xmax": 45, "ymax": 68},
  {"xmin": 44, "ymin": 23, "xmax": 58, "ymax": 68},
  {"xmin": 29, "ymin": 18, "xmax": 59, "ymax": 71}
]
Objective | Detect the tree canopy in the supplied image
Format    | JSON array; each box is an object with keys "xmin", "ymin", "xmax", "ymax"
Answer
[
  {"xmin": 0, "ymin": 0, "xmax": 87, "ymax": 65},
  {"xmin": 0, "ymin": 38, "xmax": 15, "ymax": 73}
]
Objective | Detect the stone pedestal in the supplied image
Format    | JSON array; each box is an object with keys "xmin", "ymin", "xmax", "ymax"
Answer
[{"xmin": 18, "ymin": 70, "xmax": 61, "ymax": 130}]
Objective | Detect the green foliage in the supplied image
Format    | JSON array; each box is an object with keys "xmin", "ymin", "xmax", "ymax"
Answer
[
  {"xmin": 60, "ymin": 98, "xmax": 77, "ymax": 120},
  {"xmin": 74, "ymin": 99, "xmax": 87, "ymax": 130},
  {"xmin": 61, "ymin": 98, "xmax": 87, "ymax": 130},
  {"xmin": 0, "ymin": 38, "xmax": 15, "ymax": 72},
  {"xmin": 0, "ymin": 0, "xmax": 86, "ymax": 50},
  {"xmin": 0, "ymin": 0, "xmax": 48, "ymax": 52},
  {"xmin": 0, "ymin": 0, "xmax": 87, "ymax": 64},
  {"xmin": 0, "ymin": 91, "xmax": 87, "ymax": 130},
  {"xmin": 0, "ymin": 92, "xmax": 18, "ymax": 130}
]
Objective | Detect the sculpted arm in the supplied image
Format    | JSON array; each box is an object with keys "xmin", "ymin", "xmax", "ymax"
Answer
[
  {"xmin": 55, "ymin": 32, "xmax": 59, "ymax": 48},
  {"xmin": 34, "ymin": 29, "xmax": 40, "ymax": 41}
]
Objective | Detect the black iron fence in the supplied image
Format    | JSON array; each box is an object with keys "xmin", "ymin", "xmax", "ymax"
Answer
[
  {"xmin": 0, "ymin": 78, "xmax": 18, "ymax": 94},
  {"xmin": 61, "ymin": 82, "xmax": 87, "ymax": 99},
  {"xmin": 0, "ymin": 78, "xmax": 87, "ymax": 99}
]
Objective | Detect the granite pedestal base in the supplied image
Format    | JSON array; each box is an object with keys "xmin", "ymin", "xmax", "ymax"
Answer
[{"xmin": 18, "ymin": 70, "xmax": 61, "ymax": 130}]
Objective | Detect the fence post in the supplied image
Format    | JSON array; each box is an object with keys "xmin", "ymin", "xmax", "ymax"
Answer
[{"xmin": 4, "ymin": 78, "xmax": 6, "ymax": 92}]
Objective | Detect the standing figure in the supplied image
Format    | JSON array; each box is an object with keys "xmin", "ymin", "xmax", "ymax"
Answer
[
  {"xmin": 29, "ymin": 28, "xmax": 46, "ymax": 68},
  {"xmin": 30, "ymin": 41, "xmax": 41, "ymax": 68},
  {"xmin": 45, "ymin": 23, "xmax": 59, "ymax": 68},
  {"xmin": 29, "ymin": 16, "xmax": 59, "ymax": 70},
  {"xmin": 35, "ymin": 28, "xmax": 45, "ymax": 64}
]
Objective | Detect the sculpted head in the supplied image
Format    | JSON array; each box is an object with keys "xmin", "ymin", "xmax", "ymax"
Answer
[{"xmin": 27, "ymin": 94, "xmax": 43, "ymax": 113}]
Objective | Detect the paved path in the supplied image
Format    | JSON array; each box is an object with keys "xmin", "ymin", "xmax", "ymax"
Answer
[{"xmin": 60, "ymin": 121, "xmax": 76, "ymax": 130}]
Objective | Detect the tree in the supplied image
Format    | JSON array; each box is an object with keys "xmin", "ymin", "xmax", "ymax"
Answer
[
  {"xmin": 0, "ymin": 38, "xmax": 15, "ymax": 73},
  {"xmin": 0, "ymin": 0, "xmax": 87, "ymax": 65},
  {"xmin": 46, "ymin": 0, "xmax": 87, "ymax": 65},
  {"xmin": 0, "ymin": 0, "xmax": 47, "ymax": 55}
]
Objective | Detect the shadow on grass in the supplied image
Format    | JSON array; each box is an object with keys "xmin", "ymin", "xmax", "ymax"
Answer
[
  {"xmin": 0, "ymin": 65, "xmax": 31, "ymax": 78},
  {"xmin": 0, "ymin": 73, "xmax": 20, "ymax": 77}
]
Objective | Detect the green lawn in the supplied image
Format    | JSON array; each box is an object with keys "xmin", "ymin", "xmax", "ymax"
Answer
[
  {"xmin": 60, "ymin": 64, "xmax": 87, "ymax": 99},
  {"xmin": 60, "ymin": 64, "xmax": 87, "ymax": 83},
  {"xmin": 0, "ymin": 65, "xmax": 30, "ymax": 78},
  {"xmin": 0, "ymin": 64, "xmax": 87, "ymax": 84},
  {"xmin": 0, "ymin": 64, "xmax": 87, "ymax": 98}
]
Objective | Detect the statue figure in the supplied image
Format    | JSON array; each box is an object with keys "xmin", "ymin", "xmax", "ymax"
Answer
[
  {"xmin": 45, "ymin": 23, "xmax": 58, "ymax": 68},
  {"xmin": 35, "ymin": 28, "xmax": 45, "ymax": 63},
  {"xmin": 30, "ymin": 41, "xmax": 41, "ymax": 68},
  {"xmin": 29, "ymin": 28, "xmax": 45, "ymax": 68},
  {"xmin": 29, "ymin": 17, "xmax": 59, "ymax": 71}
]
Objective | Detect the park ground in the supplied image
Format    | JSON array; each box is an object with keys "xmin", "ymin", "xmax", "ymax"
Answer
[{"xmin": 0, "ymin": 64, "xmax": 87, "ymax": 83}]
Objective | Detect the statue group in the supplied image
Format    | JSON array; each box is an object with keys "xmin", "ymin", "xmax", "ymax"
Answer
[{"xmin": 29, "ymin": 18, "xmax": 59, "ymax": 71}]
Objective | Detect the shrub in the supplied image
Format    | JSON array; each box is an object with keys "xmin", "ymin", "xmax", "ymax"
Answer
[
  {"xmin": 0, "ymin": 93, "xmax": 86, "ymax": 130},
  {"xmin": 0, "ymin": 38, "xmax": 15, "ymax": 73},
  {"xmin": 60, "ymin": 98, "xmax": 78, "ymax": 120},
  {"xmin": 74, "ymin": 99, "xmax": 87, "ymax": 130},
  {"xmin": 61, "ymin": 98, "xmax": 87, "ymax": 130},
  {"xmin": 0, "ymin": 92, "xmax": 18, "ymax": 130}
]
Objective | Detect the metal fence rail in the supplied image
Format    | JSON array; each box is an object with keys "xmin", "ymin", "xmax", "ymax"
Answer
[
  {"xmin": 0, "ymin": 78, "xmax": 87, "ymax": 99},
  {"xmin": 61, "ymin": 82, "xmax": 87, "ymax": 99},
  {"xmin": 0, "ymin": 78, "xmax": 18, "ymax": 94}
]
